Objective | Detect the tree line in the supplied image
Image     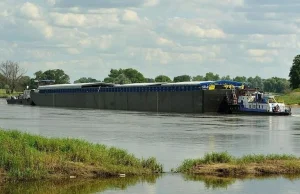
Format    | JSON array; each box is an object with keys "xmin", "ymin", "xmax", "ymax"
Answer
[{"xmin": 1, "ymin": 54, "xmax": 300, "ymax": 94}]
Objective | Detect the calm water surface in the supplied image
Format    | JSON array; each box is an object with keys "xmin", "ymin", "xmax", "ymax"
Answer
[{"xmin": 1, "ymin": 99, "xmax": 300, "ymax": 194}]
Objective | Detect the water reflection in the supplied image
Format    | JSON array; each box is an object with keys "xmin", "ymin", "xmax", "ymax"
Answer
[
  {"xmin": 0, "ymin": 176, "xmax": 159, "ymax": 194},
  {"xmin": 183, "ymin": 174, "xmax": 300, "ymax": 190},
  {"xmin": 183, "ymin": 175, "xmax": 237, "ymax": 189}
]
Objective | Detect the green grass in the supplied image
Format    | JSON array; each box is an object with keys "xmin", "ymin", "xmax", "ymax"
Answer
[
  {"xmin": 176, "ymin": 152, "xmax": 234, "ymax": 172},
  {"xmin": 176, "ymin": 152, "xmax": 300, "ymax": 176},
  {"xmin": 275, "ymin": 89, "xmax": 300, "ymax": 105},
  {"xmin": 0, "ymin": 89, "xmax": 22, "ymax": 98},
  {"xmin": 0, "ymin": 129, "xmax": 163, "ymax": 181}
]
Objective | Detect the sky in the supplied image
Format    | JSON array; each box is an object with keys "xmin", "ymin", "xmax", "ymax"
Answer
[{"xmin": 0, "ymin": 0, "xmax": 300, "ymax": 82}]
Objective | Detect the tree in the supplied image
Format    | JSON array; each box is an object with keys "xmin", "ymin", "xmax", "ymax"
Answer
[
  {"xmin": 0, "ymin": 60, "xmax": 26, "ymax": 93},
  {"xmin": 34, "ymin": 69, "xmax": 70, "ymax": 84},
  {"xmin": 0, "ymin": 73, "xmax": 4, "ymax": 88},
  {"xmin": 204, "ymin": 72, "xmax": 220, "ymax": 81},
  {"xmin": 220, "ymin": 75, "xmax": 232, "ymax": 81},
  {"xmin": 264, "ymin": 77, "xmax": 290, "ymax": 93},
  {"xmin": 29, "ymin": 69, "xmax": 70, "ymax": 88},
  {"xmin": 103, "ymin": 68, "xmax": 146, "ymax": 84},
  {"xmin": 233, "ymin": 76, "xmax": 247, "ymax": 83},
  {"xmin": 4, "ymin": 84, "xmax": 10, "ymax": 94},
  {"xmin": 192, "ymin": 75, "xmax": 205, "ymax": 81},
  {"xmin": 122, "ymin": 68, "xmax": 145, "ymax": 83},
  {"xmin": 155, "ymin": 75, "xmax": 172, "ymax": 82},
  {"xmin": 145, "ymin": 78, "xmax": 155, "ymax": 83},
  {"xmin": 17, "ymin": 76, "xmax": 31, "ymax": 91},
  {"xmin": 103, "ymin": 77, "xmax": 114, "ymax": 83},
  {"xmin": 114, "ymin": 74, "xmax": 131, "ymax": 84},
  {"xmin": 289, "ymin": 55, "xmax": 300, "ymax": 89},
  {"xmin": 43, "ymin": 69, "xmax": 70, "ymax": 84},
  {"xmin": 74, "ymin": 77, "xmax": 99, "ymax": 83},
  {"xmin": 247, "ymin": 76, "xmax": 263, "ymax": 90},
  {"xmin": 173, "ymin": 75, "xmax": 191, "ymax": 82}
]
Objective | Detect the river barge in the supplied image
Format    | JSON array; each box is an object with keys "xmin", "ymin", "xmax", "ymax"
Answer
[
  {"xmin": 7, "ymin": 80, "xmax": 292, "ymax": 115},
  {"xmin": 28, "ymin": 81, "xmax": 244, "ymax": 113}
]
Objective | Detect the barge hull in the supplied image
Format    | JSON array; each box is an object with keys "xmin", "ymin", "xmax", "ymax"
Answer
[{"xmin": 30, "ymin": 90, "xmax": 229, "ymax": 113}]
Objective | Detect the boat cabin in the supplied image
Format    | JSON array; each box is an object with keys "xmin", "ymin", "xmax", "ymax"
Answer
[{"xmin": 238, "ymin": 91, "xmax": 287, "ymax": 113}]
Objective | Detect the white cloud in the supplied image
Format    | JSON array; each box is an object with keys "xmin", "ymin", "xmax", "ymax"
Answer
[
  {"xmin": 1, "ymin": 10, "xmax": 9, "ymax": 17},
  {"xmin": 248, "ymin": 49, "xmax": 267, "ymax": 57},
  {"xmin": 144, "ymin": 0, "xmax": 159, "ymax": 7},
  {"xmin": 253, "ymin": 57, "xmax": 273, "ymax": 63},
  {"xmin": 50, "ymin": 13, "xmax": 86, "ymax": 27},
  {"xmin": 77, "ymin": 35, "xmax": 113, "ymax": 50},
  {"xmin": 26, "ymin": 50, "xmax": 54, "ymax": 59},
  {"xmin": 122, "ymin": 10, "xmax": 140, "ymax": 22},
  {"xmin": 97, "ymin": 35, "xmax": 113, "ymax": 50},
  {"xmin": 247, "ymin": 49, "xmax": 279, "ymax": 63},
  {"xmin": 79, "ymin": 39, "xmax": 92, "ymax": 47},
  {"xmin": 145, "ymin": 48, "xmax": 172, "ymax": 64},
  {"xmin": 67, "ymin": 48, "xmax": 80, "ymax": 55},
  {"xmin": 47, "ymin": 0, "xmax": 56, "ymax": 6},
  {"xmin": 20, "ymin": 2, "xmax": 41, "ymax": 20},
  {"xmin": 28, "ymin": 21, "xmax": 53, "ymax": 39},
  {"xmin": 0, "ymin": 0, "xmax": 298, "ymax": 80},
  {"xmin": 156, "ymin": 37, "xmax": 176, "ymax": 47},
  {"xmin": 168, "ymin": 19, "xmax": 226, "ymax": 39},
  {"xmin": 177, "ymin": 53, "xmax": 203, "ymax": 62},
  {"xmin": 247, "ymin": 49, "xmax": 278, "ymax": 57}
]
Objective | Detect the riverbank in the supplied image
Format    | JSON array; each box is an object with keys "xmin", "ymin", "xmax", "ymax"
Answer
[
  {"xmin": 176, "ymin": 152, "xmax": 300, "ymax": 176},
  {"xmin": 0, "ymin": 129, "xmax": 163, "ymax": 182},
  {"xmin": 0, "ymin": 89, "xmax": 21, "ymax": 99},
  {"xmin": 276, "ymin": 89, "xmax": 300, "ymax": 105}
]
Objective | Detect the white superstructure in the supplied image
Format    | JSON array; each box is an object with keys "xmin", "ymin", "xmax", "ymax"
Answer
[{"xmin": 238, "ymin": 92, "xmax": 289, "ymax": 113}]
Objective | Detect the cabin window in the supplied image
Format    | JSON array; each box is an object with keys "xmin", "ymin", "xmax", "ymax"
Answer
[
  {"xmin": 259, "ymin": 105, "xmax": 260, "ymax": 109},
  {"xmin": 249, "ymin": 105, "xmax": 251, "ymax": 108}
]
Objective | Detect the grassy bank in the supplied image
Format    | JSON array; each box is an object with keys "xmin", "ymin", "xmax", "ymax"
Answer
[
  {"xmin": 176, "ymin": 152, "xmax": 300, "ymax": 176},
  {"xmin": 275, "ymin": 89, "xmax": 300, "ymax": 105},
  {"xmin": 0, "ymin": 89, "xmax": 21, "ymax": 99},
  {"xmin": 0, "ymin": 129, "xmax": 163, "ymax": 182}
]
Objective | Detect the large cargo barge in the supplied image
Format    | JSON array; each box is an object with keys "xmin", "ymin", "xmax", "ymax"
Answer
[{"xmin": 29, "ymin": 81, "xmax": 243, "ymax": 113}]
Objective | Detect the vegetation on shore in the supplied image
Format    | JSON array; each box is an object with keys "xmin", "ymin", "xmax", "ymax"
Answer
[
  {"xmin": 0, "ymin": 89, "xmax": 21, "ymax": 99},
  {"xmin": 275, "ymin": 89, "xmax": 300, "ymax": 105},
  {"xmin": 176, "ymin": 152, "xmax": 300, "ymax": 176},
  {"xmin": 0, "ymin": 129, "xmax": 163, "ymax": 182}
]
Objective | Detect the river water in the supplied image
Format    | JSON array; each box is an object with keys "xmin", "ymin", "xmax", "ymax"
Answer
[{"xmin": 0, "ymin": 99, "xmax": 300, "ymax": 194}]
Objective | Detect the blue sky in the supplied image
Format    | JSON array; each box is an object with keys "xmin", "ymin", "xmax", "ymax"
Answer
[{"xmin": 0, "ymin": 0, "xmax": 299, "ymax": 81}]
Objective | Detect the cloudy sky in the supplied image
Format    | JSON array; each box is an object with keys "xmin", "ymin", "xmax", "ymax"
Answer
[{"xmin": 0, "ymin": 0, "xmax": 300, "ymax": 82}]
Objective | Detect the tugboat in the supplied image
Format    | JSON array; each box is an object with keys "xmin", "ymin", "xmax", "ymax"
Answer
[
  {"xmin": 6, "ymin": 89, "xmax": 34, "ymax": 105},
  {"xmin": 221, "ymin": 89, "xmax": 292, "ymax": 116}
]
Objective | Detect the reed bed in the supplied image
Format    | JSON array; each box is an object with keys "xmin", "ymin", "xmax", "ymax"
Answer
[
  {"xmin": 176, "ymin": 152, "xmax": 300, "ymax": 176},
  {"xmin": 0, "ymin": 129, "xmax": 163, "ymax": 181}
]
